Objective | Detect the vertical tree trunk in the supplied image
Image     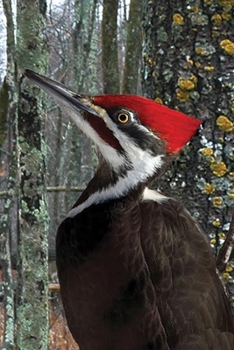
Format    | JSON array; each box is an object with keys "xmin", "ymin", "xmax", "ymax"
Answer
[
  {"xmin": 122, "ymin": 0, "xmax": 142, "ymax": 94},
  {"xmin": 0, "ymin": 1, "xmax": 17, "ymax": 348},
  {"xmin": 73, "ymin": 0, "xmax": 98, "ymax": 92},
  {"xmin": 142, "ymin": 0, "xmax": 234, "ymax": 251},
  {"xmin": 64, "ymin": 0, "xmax": 98, "ymax": 215},
  {"xmin": 102, "ymin": 0, "xmax": 120, "ymax": 93},
  {"xmin": 16, "ymin": 1, "xmax": 49, "ymax": 349}
]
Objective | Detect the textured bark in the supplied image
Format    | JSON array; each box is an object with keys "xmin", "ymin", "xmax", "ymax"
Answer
[
  {"xmin": 0, "ymin": 1, "xmax": 17, "ymax": 348},
  {"xmin": 122, "ymin": 0, "xmax": 142, "ymax": 94},
  {"xmin": 102, "ymin": 0, "xmax": 120, "ymax": 93},
  {"xmin": 73, "ymin": 0, "xmax": 98, "ymax": 92},
  {"xmin": 142, "ymin": 1, "xmax": 234, "ymax": 259},
  {"xmin": 16, "ymin": 0, "xmax": 49, "ymax": 349}
]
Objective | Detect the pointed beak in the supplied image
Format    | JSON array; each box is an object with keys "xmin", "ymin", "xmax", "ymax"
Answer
[{"xmin": 24, "ymin": 69, "xmax": 100, "ymax": 117}]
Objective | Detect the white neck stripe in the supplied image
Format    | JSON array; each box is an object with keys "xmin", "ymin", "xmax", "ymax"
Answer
[
  {"xmin": 66, "ymin": 154, "xmax": 163, "ymax": 218},
  {"xmin": 67, "ymin": 186, "xmax": 167, "ymax": 218}
]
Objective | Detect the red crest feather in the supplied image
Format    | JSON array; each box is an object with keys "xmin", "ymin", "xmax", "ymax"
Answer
[{"xmin": 93, "ymin": 95, "xmax": 202, "ymax": 153}]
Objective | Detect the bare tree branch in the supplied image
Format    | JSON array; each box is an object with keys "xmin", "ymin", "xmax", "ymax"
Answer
[{"xmin": 216, "ymin": 209, "xmax": 234, "ymax": 273}]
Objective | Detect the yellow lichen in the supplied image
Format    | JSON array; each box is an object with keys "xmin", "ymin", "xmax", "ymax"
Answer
[
  {"xmin": 229, "ymin": 172, "xmax": 234, "ymax": 177},
  {"xmin": 176, "ymin": 89, "xmax": 189, "ymax": 102},
  {"xmin": 191, "ymin": 6, "xmax": 199, "ymax": 13},
  {"xmin": 228, "ymin": 193, "xmax": 234, "ymax": 199},
  {"xmin": 205, "ymin": 0, "xmax": 212, "ymax": 4},
  {"xmin": 204, "ymin": 65, "xmax": 215, "ymax": 72},
  {"xmin": 226, "ymin": 265, "xmax": 233, "ymax": 272},
  {"xmin": 187, "ymin": 59, "xmax": 194, "ymax": 66},
  {"xmin": 210, "ymin": 161, "xmax": 227, "ymax": 177},
  {"xmin": 147, "ymin": 57, "xmax": 156, "ymax": 66},
  {"xmin": 221, "ymin": 11, "xmax": 231, "ymax": 20},
  {"xmin": 178, "ymin": 78, "xmax": 195, "ymax": 90},
  {"xmin": 195, "ymin": 47, "xmax": 204, "ymax": 55},
  {"xmin": 173, "ymin": 13, "xmax": 184, "ymax": 25},
  {"xmin": 223, "ymin": 272, "xmax": 230, "ymax": 280},
  {"xmin": 210, "ymin": 156, "xmax": 215, "ymax": 163},
  {"xmin": 195, "ymin": 61, "xmax": 201, "ymax": 68},
  {"xmin": 210, "ymin": 238, "xmax": 216, "ymax": 245},
  {"xmin": 211, "ymin": 14, "xmax": 222, "ymax": 25},
  {"xmin": 218, "ymin": 0, "xmax": 234, "ymax": 6},
  {"xmin": 218, "ymin": 232, "xmax": 226, "ymax": 239},
  {"xmin": 155, "ymin": 97, "xmax": 163, "ymax": 104},
  {"xmin": 216, "ymin": 115, "xmax": 233, "ymax": 132},
  {"xmin": 200, "ymin": 148, "xmax": 214, "ymax": 156},
  {"xmin": 190, "ymin": 74, "xmax": 198, "ymax": 84},
  {"xmin": 212, "ymin": 196, "xmax": 223, "ymax": 207},
  {"xmin": 212, "ymin": 219, "xmax": 221, "ymax": 227},
  {"xmin": 220, "ymin": 39, "xmax": 234, "ymax": 55},
  {"xmin": 204, "ymin": 183, "xmax": 215, "ymax": 194}
]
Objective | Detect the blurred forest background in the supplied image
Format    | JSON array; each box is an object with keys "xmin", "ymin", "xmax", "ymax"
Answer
[{"xmin": 0, "ymin": 0, "xmax": 234, "ymax": 349}]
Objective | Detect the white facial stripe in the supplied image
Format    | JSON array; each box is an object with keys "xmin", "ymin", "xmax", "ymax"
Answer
[
  {"xmin": 62, "ymin": 103, "xmax": 166, "ymax": 217},
  {"xmin": 61, "ymin": 105, "xmax": 125, "ymax": 169}
]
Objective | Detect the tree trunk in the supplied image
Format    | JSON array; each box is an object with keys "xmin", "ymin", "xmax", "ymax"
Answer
[
  {"xmin": 16, "ymin": 0, "xmax": 49, "ymax": 349},
  {"xmin": 0, "ymin": 1, "xmax": 17, "ymax": 348},
  {"xmin": 142, "ymin": 0, "xmax": 234, "ymax": 255},
  {"xmin": 122, "ymin": 0, "xmax": 142, "ymax": 94},
  {"xmin": 102, "ymin": 0, "xmax": 120, "ymax": 93}
]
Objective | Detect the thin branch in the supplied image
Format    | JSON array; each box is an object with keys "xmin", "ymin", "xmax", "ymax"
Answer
[
  {"xmin": 49, "ymin": 283, "xmax": 60, "ymax": 293},
  {"xmin": 0, "ymin": 186, "xmax": 85, "ymax": 196},
  {"xmin": 216, "ymin": 209, "xmax": 234, "ymax": 272},
  {"xmin": 47, "ymin": 186, "xmax": 85, "ymax": 192}
]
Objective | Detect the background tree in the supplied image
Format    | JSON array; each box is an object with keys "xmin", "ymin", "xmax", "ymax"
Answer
[
  {"xmin": 142, "ymin": 0, "xmax": 234, "ymax": 272},
  {"xmin": 102, "ymin": 0, "xmax": 120, "ymax": 93},
  {"xmin": 16, "ymin": 0, "xmax": 50, "ymax": 349},
  {"xmin": 0, "ymin": 0, "xmax": 17, "ymax": 348},
  {"xmin": 122, "ymin": 0, "xmax": 142, "ymax": 94}
]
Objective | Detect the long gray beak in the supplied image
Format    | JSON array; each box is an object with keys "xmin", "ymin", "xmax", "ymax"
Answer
[{"xmin": 24, "ymin": 69, "xmax": 100, "ymax": 117}]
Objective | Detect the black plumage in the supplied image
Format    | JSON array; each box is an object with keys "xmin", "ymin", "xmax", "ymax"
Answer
[{"xmin": 57, "ymin": 194, "xmax": 234, "ymax": 349}]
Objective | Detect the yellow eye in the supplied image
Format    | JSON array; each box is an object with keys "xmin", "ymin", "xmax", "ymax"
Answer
[{"xmin": 117, "ymin": 112, "xmax": 129, "ymax": 124}]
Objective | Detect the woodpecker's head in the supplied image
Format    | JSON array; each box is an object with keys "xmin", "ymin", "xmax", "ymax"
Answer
[{"xmin": 24, "ymin": 69, "xmax": 201, "ymax": 189}]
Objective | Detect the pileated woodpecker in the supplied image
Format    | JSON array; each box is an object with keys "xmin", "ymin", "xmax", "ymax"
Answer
[{"xmin": 24, "ymin": 69, "xmax": 234, "ymax": 350}]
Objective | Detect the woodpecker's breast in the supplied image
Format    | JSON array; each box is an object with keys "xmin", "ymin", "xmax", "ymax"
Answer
[
  {"xmin": 56, "ymin": 198, "xmax": 169, "ymax": 350},
  {"xmin": 56, "ymin": 201, "xmax": 114, "ymax": 270}
]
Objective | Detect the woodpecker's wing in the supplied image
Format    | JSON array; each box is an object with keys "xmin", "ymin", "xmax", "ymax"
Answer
[
  {"xmin": 56, "ymin": 192, "xmax": 234, "ymax": 350},
  {"xmin": 139, "ymin": 195, "xmax": 234, "ymax": 349}
]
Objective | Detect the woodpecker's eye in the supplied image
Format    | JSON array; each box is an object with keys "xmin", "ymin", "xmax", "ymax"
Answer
[{"xmin": 117, "ymin": 111, "xmax": 130, "ymax": 124}]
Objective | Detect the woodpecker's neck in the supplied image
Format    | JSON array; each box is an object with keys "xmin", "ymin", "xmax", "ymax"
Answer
[{"xmin": 66, "ymin": 152, "xmax": 167, "ymax": 218}]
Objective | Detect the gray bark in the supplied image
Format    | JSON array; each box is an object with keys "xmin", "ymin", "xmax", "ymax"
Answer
[
  {"xmin": 142, "ymin": 0, "xmax": 234, "ymax": 301},
  {"xmin": 0, "ymin": 0, "xmax": 18, "ymax": 348},
  {"xmin": 16, "ymin": 0, "xmax": 49, "ymax": 349},
  {"xmin": 122, "ymin": 0, "xmax": 142, "ymax": 94},
  {"xmin": 102, "ymin": 0, "xmax": 120, "ymax": 93},
  {"xmin": 142, "ymin": 0, "xmax": 234, "ymax": 248}
]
